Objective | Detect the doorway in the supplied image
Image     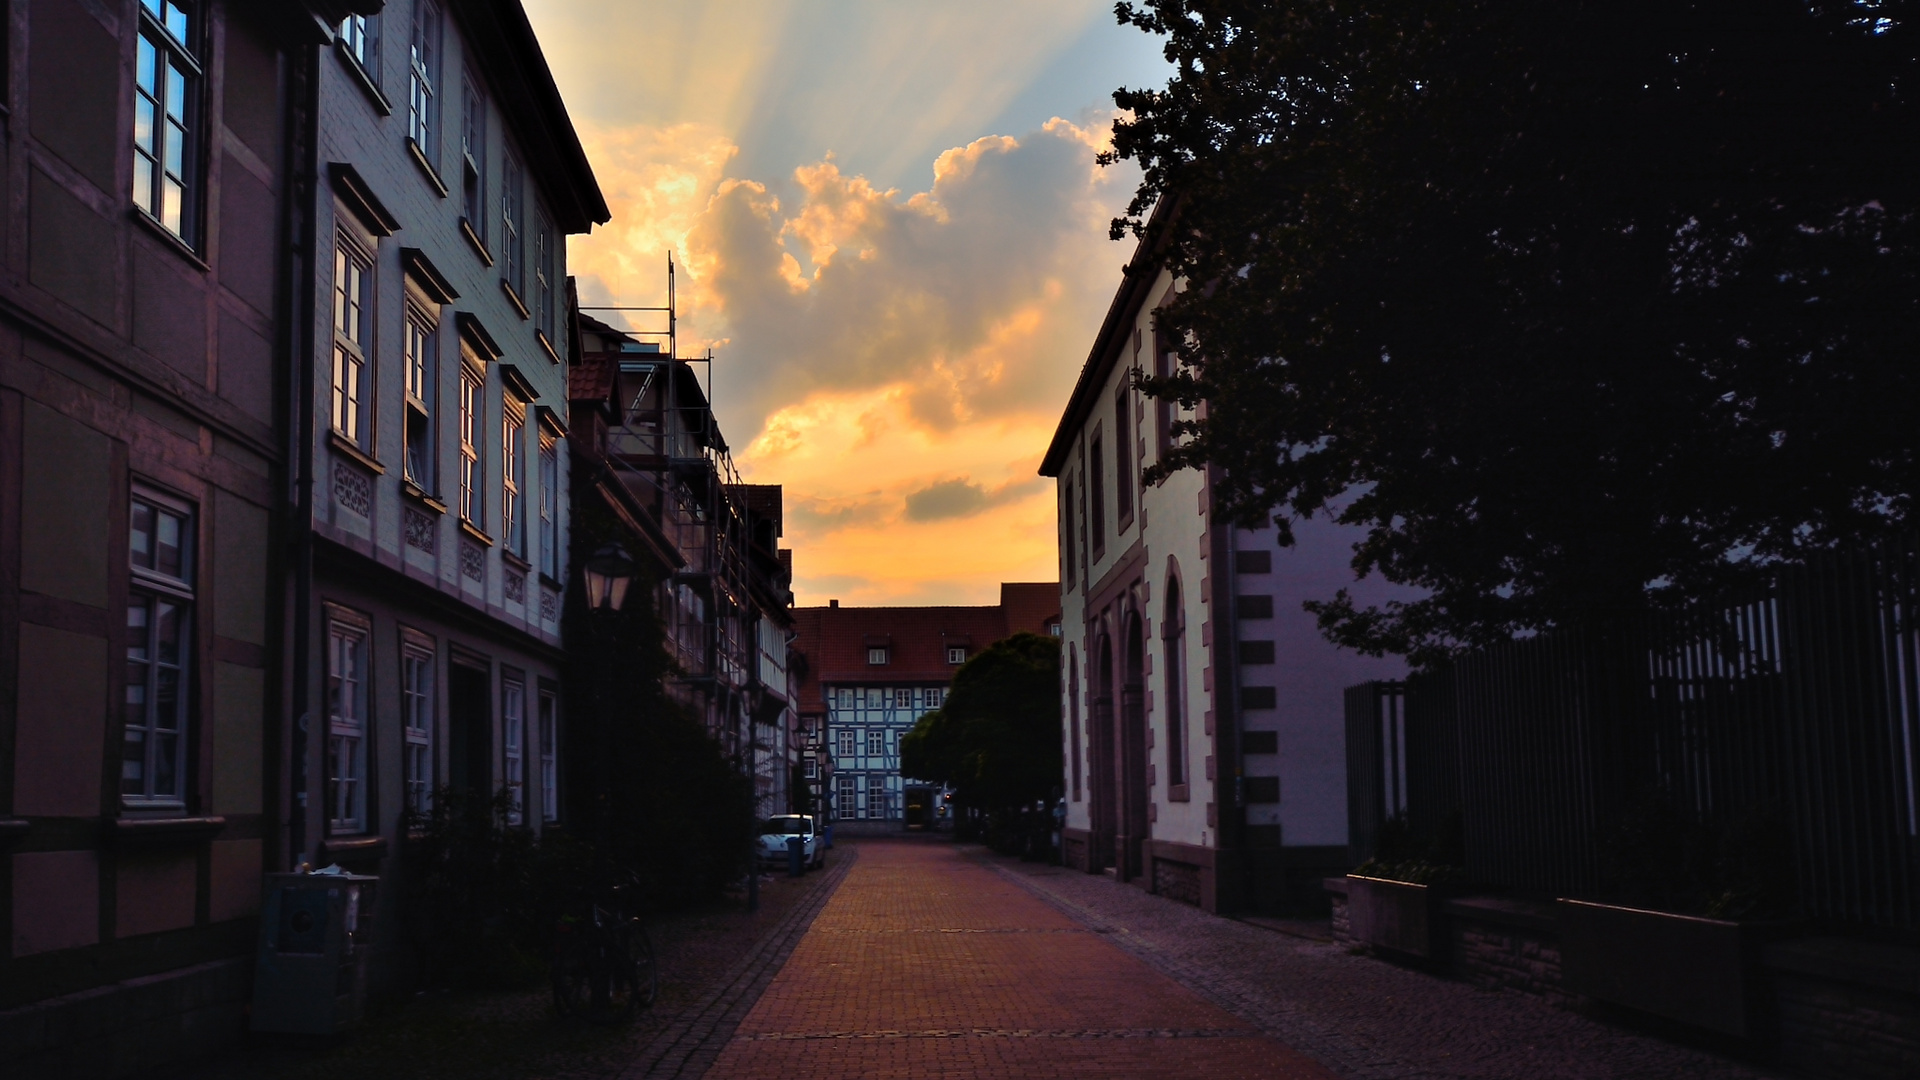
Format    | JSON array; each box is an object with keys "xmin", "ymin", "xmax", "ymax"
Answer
[{"xmin": 448, "ymin": 659, "xmax": 492, "ymax": 800}]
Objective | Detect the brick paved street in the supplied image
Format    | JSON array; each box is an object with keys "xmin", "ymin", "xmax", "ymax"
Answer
[{"xmin": 703, "ymin": 840, "xmax": 1337, "ymax": 1079}]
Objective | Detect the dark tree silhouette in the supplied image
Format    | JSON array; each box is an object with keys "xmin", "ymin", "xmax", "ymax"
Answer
[
  {"xmin": 901, "ymin": 633, "xmax": 1062, "ymax": 817},
  {"xmin": 1109, "ymin": 1, "xmax": 1920, "ymax": 665}
]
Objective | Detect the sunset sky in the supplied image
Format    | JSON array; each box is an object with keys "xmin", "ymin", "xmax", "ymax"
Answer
[{"xmin": 521, "ymin": 1, "xmax": 1170, "ymax": 606}]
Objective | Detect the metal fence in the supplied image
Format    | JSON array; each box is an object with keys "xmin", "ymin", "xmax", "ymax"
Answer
[{"xmin": 1345, "ymin": 539, "xmax": 1920, "ymax": 930}]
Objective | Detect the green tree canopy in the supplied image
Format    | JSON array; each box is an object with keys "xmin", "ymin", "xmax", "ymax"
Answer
[
  {"xmin": 901, "ymin": 633, "xmax": 1062, "ymax": 811},
  {"xmin": 1109, "ymin": 1, "xmax": 1920, "ymax": 666}
]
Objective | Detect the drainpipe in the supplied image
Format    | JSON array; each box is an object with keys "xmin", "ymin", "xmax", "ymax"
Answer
[{"xmin": 286, "ymin": 35, "xmax": 322, "ymax": 872}]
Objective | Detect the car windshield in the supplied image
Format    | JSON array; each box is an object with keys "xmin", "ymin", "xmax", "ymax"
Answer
[{"xmin": 760, "ymin": 816, "xmax": 809, "ymax": 836}]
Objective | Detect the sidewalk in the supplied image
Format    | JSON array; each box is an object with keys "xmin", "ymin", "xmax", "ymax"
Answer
[{"xmin": 980, "ymin": 848, "xmax": 1788, "ymax": 1080}]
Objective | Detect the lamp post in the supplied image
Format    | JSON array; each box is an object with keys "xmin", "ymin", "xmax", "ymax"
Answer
[{"xmin": 583, "ymin": 543, "xmax": 637, "ymax": 848}]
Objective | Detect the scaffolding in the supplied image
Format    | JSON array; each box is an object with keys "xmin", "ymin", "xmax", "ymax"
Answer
[{"xmin": 581, "ymin": 257, "xmax": 758, "ymax": 755}]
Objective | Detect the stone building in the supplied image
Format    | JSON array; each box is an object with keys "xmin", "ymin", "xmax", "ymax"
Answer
[
  {"xmin": 791, "ymin": 583, "xmax": 1059, "ymax": 833},
  {"xmin": 1041, "ymin": 205, "xmax": 1404, "ymax": 913},
  {"xmin": 0, "ymin": 2, "xmax": 316, "ymax": 1073},
  {"xmin": 284, "ymin": 0, "xmax": 606, "ymax": 985}
]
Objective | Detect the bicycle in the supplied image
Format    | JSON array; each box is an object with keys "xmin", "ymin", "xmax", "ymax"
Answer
[{"xmin": 551, "ymin": 866, "xmax": 658, "ymax": 1024}]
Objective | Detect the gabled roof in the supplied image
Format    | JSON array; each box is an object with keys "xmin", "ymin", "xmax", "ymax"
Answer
[
  {"xmin": 450, "ymin": 0, "xmax": 609, "ymax": 234},
  {"xmin": 1039, "ymin": 195, "xmax": 1177, "ymax": 478}
]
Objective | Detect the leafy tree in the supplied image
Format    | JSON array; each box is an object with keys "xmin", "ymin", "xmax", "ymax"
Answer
[
  {"xmin": 901, "ymin": 633, "xmax": 1063, "ymax": 814},
  {"xmin": 1108, "ymin": 1, "xmax": 1920, "ymax": 665}
]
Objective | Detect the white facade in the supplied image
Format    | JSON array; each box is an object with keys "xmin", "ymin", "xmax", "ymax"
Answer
[{"xmin": 1045, "ymin": 262, "xmax": 1405, "ymax": 911}]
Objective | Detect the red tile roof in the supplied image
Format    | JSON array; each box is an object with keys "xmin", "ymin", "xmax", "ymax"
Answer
[{"xmin": 790, "ymin": 582, "xmax": 1060, "ymax": 714}]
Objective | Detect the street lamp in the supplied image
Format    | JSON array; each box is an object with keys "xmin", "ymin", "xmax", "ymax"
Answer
[{"xmin": 583, "ymin": 543, "xmax": 637, "ymax": 611}]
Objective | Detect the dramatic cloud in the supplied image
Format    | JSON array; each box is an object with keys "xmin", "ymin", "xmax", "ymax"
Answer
[{"xmin": 524, "ymin": 3, "xmax": 1170, "ymax": 604}]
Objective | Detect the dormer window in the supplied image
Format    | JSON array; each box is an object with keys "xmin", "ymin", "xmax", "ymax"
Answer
[
  {"xmin": 947, "ymin": 646, "xmax": 967, "ymax": 665},
  {"xmin": 867, "ymin": 646, "xmax": 889, "ymax": 665}
]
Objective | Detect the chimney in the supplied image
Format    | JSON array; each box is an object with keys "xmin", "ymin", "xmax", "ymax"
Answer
[{"xmin": 829, "ymin": 599, "xmax": 839, "ymax": 608}]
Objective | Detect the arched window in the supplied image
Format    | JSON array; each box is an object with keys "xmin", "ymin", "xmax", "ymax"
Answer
[
  {"xmin": 1068, "ymin": 643, "xmax": 1082, "ymax": 800},
  {"xmin": 1163, "ymin": 575, "xmax": 1188, "ymax": 787}
]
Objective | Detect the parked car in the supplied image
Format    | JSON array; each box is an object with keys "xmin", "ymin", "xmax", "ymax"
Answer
[{"xmin": 757, "ymin": 815, "xmax": 823, "ymax": 870}]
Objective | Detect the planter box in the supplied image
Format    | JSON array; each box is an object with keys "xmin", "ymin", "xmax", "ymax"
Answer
[
  {"xmin": 1346, "ymin": 875, "xmax": 1447, "ymax": 960},
  {"xmin": 1559, "ymin": 898, "xmax": 1773, "ymax": 1038}
]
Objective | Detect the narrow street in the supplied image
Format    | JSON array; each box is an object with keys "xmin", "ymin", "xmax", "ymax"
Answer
[{"xmin": 700, "ymin": 840, "xmax": 1335, "ymax": 1080}]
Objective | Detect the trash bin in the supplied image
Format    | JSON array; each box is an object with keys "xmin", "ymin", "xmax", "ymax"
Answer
[{"xmin": 251, "ymin": 869, "xmax": 377, "ymax": 1033}]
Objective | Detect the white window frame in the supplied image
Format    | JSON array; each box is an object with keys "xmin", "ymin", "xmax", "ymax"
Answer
[
  {"xmin": 460, "ymin": 72, "xmax": 486, "ymax": 240},
  {"xmin": 538, "ymin": 431, "xmax": 559, "ymax": 578},
  {"xmin": 332, "ymin": 230, "xmax": 374, "ymax": 448},
  {"xmin": 835, "ymin": 728, "xmax": 856, "ymax": 758},
  {"xmin": 836, "ymin": 776, "xmax": 857, "ymax": 820},
  {"xmin": 502, "ymin": 675, "xmax": 525, "ymax": 825},
  {"xmin": 866, "ymin": 728, "xmax": 886, "ymax": 757},
  {"xmin": 535, "ymin": 212, "xmax": 556, "ymax": 340},
  {"xmin": 401, "ymin": 636, "xmax": 434, "ymax": 816},
  {"xmin": 947, "ymin": 646, "xmax": 967, "ymax": 665},
  {"xmin": 404, "ymin": 303, "xmax": 438, "ymax": 489},
  {"xmin": 502, "ymin": 395, "xmax": 526, "ymax": 558},
  {"xmin": 867, "ymin": 646, "xmax": 888, "ymax": 665},
  {"xmin": 926, "ymin": 687, "xmax": 944, "ymax": 708},
  {"xmin": 124, "ymin": 488, "xmax": 195, "ymax": 809},
  {"xmin": 340, "ymin": 13, "xmax": 379, "ymax": 79},
  {"xmin": 836, "ymin": 687, "xmax": 853, "ymax": 709},
  {"xmin": 501, "ymin": 152, "xmax": 524, "ymax": 297},
  {"xmin": 328, "ymin": 617, "xmax": 371, "ymax": 834},
  {"xmin": 538, "ymin": 689, "xmax": 559, "ymax": 823},
  {"xmin": 408, "ymin": 0, "xmax": 440, "ymax": 154},
  {"xmin": 134, "ymin": 1, "xmax": 200, "ymax": 242},
  {"xmin": 893, "ymin": 688, "xmax": 912, "ymax": 709},
  {"xmin": 458, "ymin": 357, "xmax": 484, "ymax": 526},
  {"xmin": 867, "ymin": 778, "xmax": 887, "ymax": 820},
  {"xmin": 804, "ymin": 755, "xmax": 818, "ymax": 780}
]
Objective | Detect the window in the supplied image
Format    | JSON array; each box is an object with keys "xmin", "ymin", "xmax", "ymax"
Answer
[
  {"xmin": 404, "ymin": 307, "xmax": 437, "ymax": 488},
  {"xmin": 1061, "ymin": 481, "xmax": 1076, "ymax": 587},
  {"xmin": 503, "ymin": 677, "xmax": 525, "ymax": 825},
  {"xmin": 1155, "ymin": 329, "xmax": 1176, "ymax": 455},
  {"xmin": 340, "ymin": 13, "xmax": 379, "ymax": 80},
  {"xmin": 408, "ymin": 1, "xmax": 440, "ymax": 153},
  {"xmin": 1068, "ymin": 645, "xmax": 1081, "ymax": 800},
  {"xmin": 836, "ymin": 776, "xmax": 857, "ymax": 819},
  {"xmin": 328, "ymin": 621, "xmax": 369, "ymax": 833},
  {"xmin": 867, "ymin": 729, "xmax": 886, "ymax": 757},
  {"xmin": 836, "ymin": 728, "xmax": 856, "ymax": 758},
  {"xmin": 1240, "ymin": 641, "xmax": 1276, "ymax": 665},
  {"xmin": 867, "ymin": 646, "xmax": 888, "ymax": 665},
  {"xmin": 1237, "ymin": 550, "xmax": 1272, "ymax": 574},
  {"xmin": 461, "ymin": 74, "xmax": 486, "ymax": 241},
  {"xmin": 1237, "ymin": 595, "xmax": 1274, "ymax": 620},
  {"xmin": 893, "ymin": 688, "xmax": 912, "ymax": 708},
  {"xmin": 502, "ymin": 395, "xmax": 526, "ymax": 558},
  {"xmin": 946, "ymin": 646, "xmax": 966, "ymax": 665},
  {"xmin": 402, "ymin": 641, "xmax": 434, "ymax": 815},
  {"xmin": 1049, "ymin": 622, "xmax": 1062, "ymax": 637},
  {"xmin": 1089, "ymin": 434, "xmax": 1105, "ymax": 558},
  {"xmin": 135, "ymin": 1, "xmax": 199, "ymax": 241},
  {"xmin": 538, "ymin": 432, "xmax": 559, "ymax": 578},
  {"xmin": 332, "ymin": 233, "xmax": 373, "ymax": 447},
  {"xmin": 867, "ymin": 778, "xmax": 888, "ymax": 820},
  {"xmin": 1114, "ymin": 385, "xmax": 1133, "ymax": 525},
  {"xmin": 1163, "ymin": 577, "xmax": 1187, "ymax": 787},
  {"xmin": 836, "ymin": 687, "xmax": 853, "ymax": 710},
  {"xmin": 501, "ymin": 153, "xmax": 524, "ymax": 298},
  {"xmin": 125, "ymin": 492, "xmax": 193, "ymax": 807},
  {"xmin": 925, "ymin": 687, "xmax": 944, "ymax": 708},
  {"xmin": 804, "ymin": 755, "xmax": 818, "ymax": 780},
  {"xmin": 539, "ymin": 690, "xmax": 559, "ymax": 822},
  {"xmin": 458, "ymin": 361, "xmax": 484, "ymax": 525},
  {"xmin": 535, "ymin": 214, "xmax": 557, "ymax": 341}
]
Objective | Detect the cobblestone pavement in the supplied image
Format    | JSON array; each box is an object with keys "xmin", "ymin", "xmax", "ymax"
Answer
[
  {"xmin": 702, "ymin": 839, "xmax": 1338, "ymax": 1079},
  {"xmin": 976, "ymin": 848, "xmax": 1789, "ymax": 1080}
]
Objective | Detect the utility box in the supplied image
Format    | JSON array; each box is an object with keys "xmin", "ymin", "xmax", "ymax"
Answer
[{"xmin": 251, "ymin": 871, "xmax": 378, "ymax": 1033}]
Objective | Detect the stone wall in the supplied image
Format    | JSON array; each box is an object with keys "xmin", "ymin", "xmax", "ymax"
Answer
[
  {"xmin": 2, "ymin": 957, "xmax": 250, "ymax": 1080},
  {"xmin": 1443, "ymin": 897, "xmax": 1570, "ymax": 1005},
  {"xmin": 1153, "ymin": 858, "xmax": 1203, "ymax": 907}
]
